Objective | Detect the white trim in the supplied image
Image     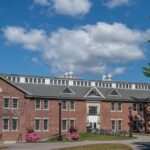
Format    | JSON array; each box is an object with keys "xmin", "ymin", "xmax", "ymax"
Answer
[
  {"xmin": 84, "ymin": 87, "xmax": 105, "ymax": 98},
  {"xmin": 117, "ymin": 103, "xmax": 122, "ymax": 112},
  {"xmin": 69, "ymin": 118, "xmax": 75, "ymax": 128},
  {"xmin": 2, "ymin": 117, "xmax": 9, "ymax": 132},
  {"xmin": 62, "ymin": 118, "xmax": 68, "ymax": 131},
  {"xmin": 35, "ymin": 100, "xmax": 41, "ymax": 110},
  {"xmin": 69, "ymin": 100, "xmax": 75, "ymax": 111},
  {"xmin": 12, "ymin": 98, "xmax": 19, "ymax": 109},
  {"xmin": 43, "ymin": 100, "xmax": 49, "ymax": 110},
  {"xmin": 11, "ymin": 118, "xmax": 19, "ymax": 132},
  {"xmin": 43, "ymin": 118, "xmax": 49, "ymax": 132},
  {"xmin": 34, "ymin": 118, "xmax": 41, "ymax": 132},
  {"xmin": 3, "ymin": 97, "xmax": 10, "ymax": 109},
  {"xmin": 62, "ymin": 100, "xmax": 67, "ymax": 111}
]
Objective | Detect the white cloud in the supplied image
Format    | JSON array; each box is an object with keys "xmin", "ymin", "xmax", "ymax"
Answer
[
  {"xmin": 104, "ymin": 0, "xmax": 130, "ymax": 8},
  {"xmin": 33, "ymin": 0, "xmax": 50, "ymax": 6},
  {"xmin": 33, "ymin": 0, "xmax": 91, "ymax": 17},
  {"xmin": 111, "ymin": 67, "xmax": 126, "ymax": 76},
  {"xmin": 51, "ymin": 0, "xmax": 91, "ymax": 17},
  {"xmin": 3, "ymin": 22, "xmax": 150, "ymax": 76},
  {"xmin": 3, "ymin": 26, "xmax": 47, "ymax": 51}
]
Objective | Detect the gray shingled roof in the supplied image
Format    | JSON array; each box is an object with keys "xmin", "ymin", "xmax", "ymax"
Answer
[{"xmin": 10, "ymin": 81, "xmax": 150, "ymax": 102}]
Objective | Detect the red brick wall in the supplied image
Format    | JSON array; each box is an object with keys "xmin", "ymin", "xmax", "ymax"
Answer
[
  {"xmin": 0, "ymin": 78, "xmax": 87, "ymax": 141},
  {"xmin": 0, "ymin": 78, "xmax": 27, "ymax": 141},
  {"xmin": 101, "ymin": 101, "xmax": 132, "ymax": 132}
]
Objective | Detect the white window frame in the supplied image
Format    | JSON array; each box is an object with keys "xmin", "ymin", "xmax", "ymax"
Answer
[
  {"xmin": 3, "ymin": 117, "xmax": 9, "ymax": 132},
  {"xmin": 117, "ymin": 120, "xmax": 123, "ymax": 131},
  {"xmin": 69, "ymin": 118, "xmax": 75, "ymax": 128},
  {"xmin": 43, "ymin": 118, "xmax": 49, "ymax": 132},
  {"xmin": 12, "ymin": 97, "xmax": 19, "ymax": 109},
  {"xmin": 35, "ymin": 100, "xmax": 41, "ymax": 110},
  {"xmin": 43, "ymin": 100, "xmax": 49, "ymax": 110},
  {"xmin": 3, "ymin": 97, "xmax": 10, "ymax": 109},
  {"xmin": 111, "ymin": 102, "xmax": 116, "ymax": 112},
  {"xmin": 62, "ymin": 100, "xmax": 67, "ymax": 111},
  {"xmin": 12, "ymin": 117, "xmax": 18, "ymax": 132},
  {"xmin": 69, "ymin": 100, "xmax": 75, "ymax": 111},
  {"xmin": 34, "ymin": 118, "xmax": 41, "ymax": 132},
  {"xmin": 62, "ymin": 118, "xmax": 67, "ymax": 131},
  {"xmin": 117, "ymin": 103, "xmax": 122, "ymax": 112},
  {"xmin": 111, "ymin": 119, "xmax": 116, "ymax": 131}
]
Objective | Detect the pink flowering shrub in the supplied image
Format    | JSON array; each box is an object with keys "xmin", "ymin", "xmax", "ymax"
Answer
[
  {"xmin": 66, "ymin": 127, "xmax": 80, "ymax": 140},
  {"xmin": 25, "ymin": 127, "xmax": 40, "ymax": 142}
]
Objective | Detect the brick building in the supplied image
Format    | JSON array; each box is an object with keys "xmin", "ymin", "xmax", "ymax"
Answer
[{"xmin": 0, "ymin": 73, "xmax": 150, "ymax": 142}]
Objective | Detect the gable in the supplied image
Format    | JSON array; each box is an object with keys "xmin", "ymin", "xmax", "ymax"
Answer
[
  {"xmin": 60, "ymin": 86, "xmax": 75, "ymax": 95},
  {"xmin": 108, "ymin": 89, "xmax": 121, "ymax": 96},
  {"xmin": 84, "ymin": 87, "xmax": 105, "ymax": 98}
]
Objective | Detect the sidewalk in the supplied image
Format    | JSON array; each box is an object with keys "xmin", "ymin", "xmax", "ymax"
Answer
[{"xmin": 5, "ymin": 135, "xmax": 150, "ymax": 150}]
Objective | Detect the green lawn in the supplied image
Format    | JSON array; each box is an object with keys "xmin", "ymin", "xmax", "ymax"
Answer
[
  {"xmin": 47, "ymin": 133, "xmax": 135, "ymax": 142},
  {"xmin": 79, "ymin": 133, "xmax": 135, "ymax": 141},
  {"xmin": 55, "ymin": 144, "xmax": 133, "ymax": 150}
]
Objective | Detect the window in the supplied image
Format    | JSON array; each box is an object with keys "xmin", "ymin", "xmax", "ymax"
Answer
[
  {"xmin": 43, "ymin": 119, "xmax": 49, "ymax": 131},
  {"xmin": 34, "ymin": 78, "xmax": 37, "ymax": 83},
  {"xmin": 43, "ymin": 100, "xmax": 49, "ymax": 110},
  {"xmin": 58, "ymin": 80, "xmax": 61, "ymax": 85},
  {"xmin": 17, "ymin": 77, "xmax": 20, "ymax": 82},
  {"xmin": 12, "ymin": 98, "xmax": 18, "ymax": 109},
  {"xmin": 87, "ymin": 88, "xmax": 102, "ymax": 97},
  {"xmin": 62, "ymin": 119, "xmax": 67, "ymax": 131},
  {"xmin": 70, "ymin": 119, "xmax": 75, "ymax": 128},
  {"xmin": 3, "ymin": 118, "xmax": 9, "ymax": 131},
  {"xmin": 38, "ymin": 78, "xmax": 41, "ymax": 84},
  {"xmin": 62, "ymin": 87, "xmax": 73, "ymax": 94},
  {"xmin": 35, "ymin": 100, "xmax": 41, "ymax": 110},
  {"xmin": 111, "ymin": 103, "xmax": 115, "ymax": 111},
  {"xmin": 12, "ymin": 118, "xmax": 18, "ymax": 131},
  {"xmin": 29, "ymin": 78, "xmax": 33, "ymax": 83},
  {"xmin": 110, "ymin": 90, "xmax": 119, "ymax": 96},
  {"xmin": 62, "ymin": 80, "xmax": 65, "ymax": 85},
  {"xmin": 25, "ymin": 78, "xmax": 28, "ymax": 83},
  {"xmin": 42, "ymin": 78, "xmax": 45, "ymax": 84},
  {"xmin": 70, "ymin": 100, "xmax": 75, "ymax": 110},
  {"xmin": 3, "ymin": 98, "xmax": 9, "ymax": 108},
  {"xmin": 117, "ymin": 103, "xmax": 122, "ymax": 111},
  {"xmin": 89, "ymin": 106, "xmax": 97, "ymax": 115},
  {"xmin": 118, "ymin": 120, "xmax": 122, "ymax": 131},
  {"xmin": 35, "ymin": 119, "xmax": 40, "ymax": 131},
  {"xmin": 73, "ymin": 81, "xmax": 76, "ymax": 86},
  {"xmin": 54, "ymin": 80, "xmax": 57, "ymax": 85},
  {"xmin": 111, "ymin": 120, "xmax": 116, "ymax": 131},
  {"xmin": 12, "ymin": 77, "xmax": 16, "ymax": 82},
  {"xmin": 62, "ymin": 100, "xmax": 67, "ymax": 110}
]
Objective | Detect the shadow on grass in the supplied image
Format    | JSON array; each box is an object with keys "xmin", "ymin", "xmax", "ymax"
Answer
[{"xmin": 132, "ymin": 142, "xmax": 150, "ymax": 150}]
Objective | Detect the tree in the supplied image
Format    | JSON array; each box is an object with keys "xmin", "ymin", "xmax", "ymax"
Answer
[{"xmin": 143, "ymin": 63, "xmax": 150, "ymax": 78}]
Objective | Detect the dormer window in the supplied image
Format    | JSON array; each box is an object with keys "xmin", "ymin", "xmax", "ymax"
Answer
[
  {"xmin": 61, "ymin": 87, "xmax": 74, "ymax": 94},
  {"xmin": 85, "ymin": 87, "xmax": 104, "ymax": 98},
  {"xmin": 109, "ymin": 90, "xmax": 120, "ymax": 96}
]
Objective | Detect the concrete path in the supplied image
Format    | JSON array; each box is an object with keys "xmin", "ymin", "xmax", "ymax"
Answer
[{"xmin": 5, "ymin": 135, "xmax": 150, "ymax": 150}]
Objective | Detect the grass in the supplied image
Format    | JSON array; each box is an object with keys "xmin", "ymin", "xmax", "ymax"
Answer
[
  {"xmin": 79, "ymin": 133, "xmax": 135, "ymax": 141},
  {"xmin": 133, "ymin": 133, "xmax": 150, "ymax": 136},
  {"xmin": 46, "ymin": 133, "xmax": 135, "ymax": 142},
  {"xmin": 54, "ymin": 144, "xmax": 133, "ymax": 150},
  {"xmin": 0, "ymin": 145, "xmax": 7, "ymax": 149}
]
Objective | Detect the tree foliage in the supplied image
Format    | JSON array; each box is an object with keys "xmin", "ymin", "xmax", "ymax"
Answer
[{"xmin": 143, "ymin": 63, "xmax": 150, "ymax": 78}]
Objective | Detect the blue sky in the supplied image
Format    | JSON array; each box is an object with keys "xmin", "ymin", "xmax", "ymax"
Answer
[{"xmin": 0, "ymin": 0, "xmax": 150, "ymax": 82}]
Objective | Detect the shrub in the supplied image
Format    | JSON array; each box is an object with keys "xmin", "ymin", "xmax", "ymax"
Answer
[{"xmin": 67, "ymin": 127, "xmax": 80, "ymax": 140}]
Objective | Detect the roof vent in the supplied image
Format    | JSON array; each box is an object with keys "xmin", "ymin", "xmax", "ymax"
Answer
[
  {"xmin": 102, "ymin": 74, "xmax": 112, "ymax": 81},
  {"xmin": 64, "ymin": 71, "xmax": 74, "ymax": 78}
]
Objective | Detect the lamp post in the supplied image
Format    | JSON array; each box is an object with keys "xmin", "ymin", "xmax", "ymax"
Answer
[
  {"xmin": 128, "ymin": 106, "xmax": 133, "ymax": 137},
  {"xmin": 57, "ymin": 99, "xmax": 63, "ymax": 141}
]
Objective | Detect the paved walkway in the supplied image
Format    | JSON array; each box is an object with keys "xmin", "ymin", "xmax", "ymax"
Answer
[{"xmin": 5, "ymin": 135, "xmax": 150, "ymax": 150}]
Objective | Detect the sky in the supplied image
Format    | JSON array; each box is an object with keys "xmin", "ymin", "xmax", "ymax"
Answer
[{"xmin": 0, "ymin": 0, "xmax": 150, "ymax": 82}]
